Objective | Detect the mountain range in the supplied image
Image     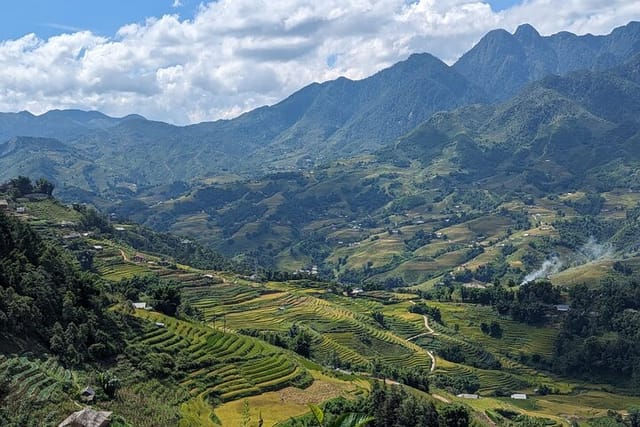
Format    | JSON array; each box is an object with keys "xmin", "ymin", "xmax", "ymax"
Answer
[{"xmin": 1, "ymin": 21, "xmax": 639, "ymax": 201}]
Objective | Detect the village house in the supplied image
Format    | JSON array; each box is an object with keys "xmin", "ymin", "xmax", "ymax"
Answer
[
  {"xmin": 510, "ymin": 393, "xmax": 527, "ymax": 400},
  {"xmin": 58, "ymin": 408, "xmax": 112, "ymax": 427},
  {"xmin": 456, "ymin": 393, "xmax": 479, "ymax": 399},
  {"xmin": 0, "ymin": 199, "xmax": 8, "ymax": 210},
  {"xmin": 80, "ymin": 386, "xmax": 96, "ymax": 403},
  {"xmin": 132, "ymin": 253, "xmax": 146, "ymax": 262}
]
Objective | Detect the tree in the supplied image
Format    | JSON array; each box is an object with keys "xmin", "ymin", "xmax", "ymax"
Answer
[
  {"xmin": 34, "ymin": 177, "xmax": 54, "ymax": 196},
  {"xmin": 150, "ymin": 281, "xmax": 181, "ymax": 316},
  {"xmin": 9, "ymin": 176, "xmax": 32, "ymax": 197},
  {"xmin": 371, "ymin": 311, "xmax": 385, "ymax": 328},
  {"xmin": 438, "ymin": 403, "xmax": 470, "ymax": 427},
  {"xmin": 489, "ymin": 321, "xmax": 503, "ymax": 338},
  {"xmin": 240, "ymin": 400, "xmax": 251, "ymax": 427},
  {"xmin": 97, "ymin": 371, "xmax": 120, "ymax": 399},
  {"xmin": 629, "ymin": 407, "xmax": 640, "ymax": 427},
  {"xmin": 309, "ymin": 404, "xmax": 373, "ymax": 427},
  {"xmin": 291, "ymin": 328, "xmax": 312, "ymax": 358}
]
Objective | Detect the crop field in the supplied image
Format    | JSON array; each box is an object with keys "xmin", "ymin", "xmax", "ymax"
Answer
[
  {"xmin": 0, "ymin": 355, "xmax": 72, "ymax": 403},
  {"xmin": 214, "ymin": 371, "xmax": 368, "ymax": 426},
  {"xmin": 180, "ymin": 278, "xmax": 630, "ymax": 413},
  {"xmin": 549, "ymin": 260, "xmax": 616, "ymax": 287},
  {"xmin": 182, "ymin": 281, "xmax": 437, "ymax": 374},
  {"xmin": 21, "ymin": 199, "xmax": 82, "ymax": 225},
  {"xmin": 0, "ymin": 354, "xmax": 77, "ymax": 424},
  {"xmin": 130, "ymin": 309, "xmax": 308, "ymax": 403}
]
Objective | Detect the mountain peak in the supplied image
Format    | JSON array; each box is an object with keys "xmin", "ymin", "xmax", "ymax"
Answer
[{"xmin": 514, "ymin": 23, "xmax": 541, "ymax": 40}]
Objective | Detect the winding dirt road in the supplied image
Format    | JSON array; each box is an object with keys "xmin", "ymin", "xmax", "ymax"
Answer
[{"xmin": 408, "ymin": 301, "xmax": 438, "ymax": 372}]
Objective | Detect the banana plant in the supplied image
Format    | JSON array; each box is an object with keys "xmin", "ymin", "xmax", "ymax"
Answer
[{"xmin": 308, "ymin": 404, "xmax": 374, "ymax": 427}]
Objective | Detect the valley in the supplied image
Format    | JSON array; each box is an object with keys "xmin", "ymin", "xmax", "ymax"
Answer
[
  {"xmin": 1, "ymin": 19, "xmax": 640, "ymax": 427},
  {"xmin": 1, "ymin": 195, "xmax": 640, "ymax": 425}
]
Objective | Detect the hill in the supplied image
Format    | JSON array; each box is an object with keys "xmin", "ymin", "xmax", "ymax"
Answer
[
  {"xmin": 0, "ymin": 53, "xmax": 486, "ymax": 198},
  {"xmin": 111, "ymin": 55, "xmax": 640, "ymax": 290},
  {"xmin": 3, "ymin": 194, "xmax": 640, "ymax": 426}
]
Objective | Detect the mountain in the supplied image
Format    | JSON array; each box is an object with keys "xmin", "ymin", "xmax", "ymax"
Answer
[
  {"xmin": 0, "ymin": 53, "xmax": 486, "ymax": 195},
  {"xmin": 116, "ymin": 54, "xmax": 640, "ymax": 283},
  {"xmin": 1, "ymin": 22, "xmax": 640, "ymax": 200},
  {"xmin": 394, "ymin": 55, "xmax": 640, "ymax": 192},
  {"xmin": 0, "ymin": 110, "xmax": 145, "ymax": 142},
  {"xmin": 453, "ymin": 21, "xmax": 640, "ymax": 101}
]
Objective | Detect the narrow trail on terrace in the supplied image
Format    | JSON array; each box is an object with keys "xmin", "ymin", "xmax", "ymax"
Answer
[{"xmin": 407, "ymin": 300, "xmax": 438, "ymax": 372}]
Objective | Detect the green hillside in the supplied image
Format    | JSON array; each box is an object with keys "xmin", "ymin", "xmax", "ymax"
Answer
[{"xmin": 2, "ymin": 189, "xmax": 640, "ymax": 426}]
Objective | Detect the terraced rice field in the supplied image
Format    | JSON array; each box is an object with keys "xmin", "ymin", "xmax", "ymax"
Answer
[
  {"xmin": 131, "ymin": 310, "xmax": 307, "ymax": 402},
  {"xmin": 0, "ymin": 355, "xmax": 72, "ymax": 403},
  {"xmin": 182, "ymin": 282, "xmax": 436, "ymax": 374},
  {"xmin": 173, "ymin": 278, "xmax": 562, "ymax": 398}
]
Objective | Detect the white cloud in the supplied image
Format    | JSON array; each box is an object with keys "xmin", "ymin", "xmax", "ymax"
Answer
[
  {"xmin": 0, "ymin": 0, "xmax": 638, "ymax": 124},
  {"xmin": 172, "ymin": 0, "xmax": 183, "ymax": 8}
]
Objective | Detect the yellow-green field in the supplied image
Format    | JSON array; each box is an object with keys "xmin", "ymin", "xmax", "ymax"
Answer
[{"xmin": 214, "ymin": 371, "xmax": 368, "ymax": 426}]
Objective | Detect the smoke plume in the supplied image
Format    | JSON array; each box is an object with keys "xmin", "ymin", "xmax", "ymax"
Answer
[
  {"xmin": 575, "ymin": 236, "xmax": 614, "ymax": 263},
  {"xmin": 520, "ymin": 237, "xmax": 615, "ymax": 285},
  {"xmin": 521, "ymin": 256, "xmax": 563, "ymax": 285}
]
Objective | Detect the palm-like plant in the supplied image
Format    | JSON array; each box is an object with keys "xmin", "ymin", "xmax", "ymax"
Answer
[{"xmin": 308, "ymin": 404, "xmax": 374, "ymax": 427}]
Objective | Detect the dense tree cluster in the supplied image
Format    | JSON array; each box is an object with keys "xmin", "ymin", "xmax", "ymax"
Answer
[
  {"xmin": 460, "ymin": 281, "xmax": 561, "ymax": 324},
  {"xmin": 408, "ymin": 302, "xmax": 442, "ymax": 323},
  {"xmin": 0, "ymin": 211, "xmax": 122, "ymax": 366},
  {"xmin": 553, "ymin": 280, "xmax": 640, "ymax": 386},
  {"xmin": 1, "ymin": 176, "xmax": 55, "ymax": 198},
  {"xmin": 283, "ymin": 381, "xmax": 471, "ymax": 427}
]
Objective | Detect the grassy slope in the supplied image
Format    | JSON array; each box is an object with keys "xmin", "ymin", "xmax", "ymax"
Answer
[{"xmin": 5, "ymin": 197, "xmax": 640, "ymax": 426}]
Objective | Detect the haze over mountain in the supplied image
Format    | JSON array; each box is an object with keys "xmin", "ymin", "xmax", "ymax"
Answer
[
  {"xmin": 0, "ymin": 21, "xmax": 639, "ymax": 202},
  {"xmin": 116, "ymin": 53, "xmax": 640, "ymax": 269}
]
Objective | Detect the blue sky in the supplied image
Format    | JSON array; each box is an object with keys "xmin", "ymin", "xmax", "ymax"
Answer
[
  {"xmin": 0, "ymin": 0, "xmax": 199, "ymax": 39},
  {"xmin": 0, "ymin": 0, "xmax": 520, "ymax": 40}
]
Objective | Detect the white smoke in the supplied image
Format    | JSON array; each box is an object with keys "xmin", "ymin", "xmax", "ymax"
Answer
[
  {"xmin": 575, "ymin": 236, "xmax": 614, "ymax": 264},
  {"xmin": 520, "ymin": 237, "xmax": 616, "ymax": 285},
  {"xmin": 521, "ymin": 256, "xmax": 563, "ymax": 285}
]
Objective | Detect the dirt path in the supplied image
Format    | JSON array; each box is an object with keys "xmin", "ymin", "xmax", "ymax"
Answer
[
  {"xmin": 476, "ymin": 410, "xmax": 498, "ymax": 427},
  {"xmin": 406, "ymin": 316, "xmax": 437, "ymax": 341},
  {"xmin": 431, "ymin": 394, "xmax": 450, "ymax": 403},
  {"xmin": 119, "ymin": 249, "xmax": 129, "ymax": 262},
  {"xmin": 423, "ymin": 315, "xmax": 438, "ymax": 335},
  {"xmin": 427, "ymin": 349, "xmax": 436, "ymax": 373},
  {"xmin": 407, "ymin": 301, "xmax": 438, "ymax": 372}
]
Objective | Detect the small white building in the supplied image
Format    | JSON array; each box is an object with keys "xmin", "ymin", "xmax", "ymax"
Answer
[
  {"xmin": 132, "ymin": 302, "xmax": 147, "ymax": 310},
  {"xmin": 511, "ymin": 393, "xmax": 527, "ymax": 400},
  {"xmin": 457, "ymin": 393, "xmax": 479, "ymax": 399}
]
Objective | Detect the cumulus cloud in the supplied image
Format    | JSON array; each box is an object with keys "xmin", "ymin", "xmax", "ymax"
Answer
[{"xmin": 0, "ymin": 0, "xmax": 638, "ymax": 124}]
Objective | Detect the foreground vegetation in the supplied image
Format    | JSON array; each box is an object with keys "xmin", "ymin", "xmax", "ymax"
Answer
[{"xmin": 1, "ymin": 184, "xmax": 640, "ymax": 426}]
